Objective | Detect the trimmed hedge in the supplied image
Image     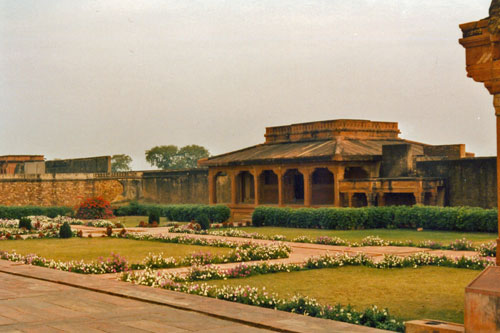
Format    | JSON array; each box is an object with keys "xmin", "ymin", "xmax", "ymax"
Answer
[
  {"xmin": 0, "ymin": 206, "xmax": 73, "ymax": 219},
  {"xmin": 114, "ymin": 202, "xmax": 230, "ymax": 223},
  {"xmin": 252, "ymin": 206, "xmax": 498, "ymax": 232}
]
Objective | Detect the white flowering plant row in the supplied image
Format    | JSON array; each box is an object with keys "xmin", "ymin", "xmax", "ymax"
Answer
[
  {"xmin": 169, "ymin": 227, "xmax": 496, "ymax": 256},
  {"xmin": 117, "ymin": 232, "xmax": 290, "ymax": 259},
  {"xmin": 122, "ymin": 251, "xmax": 494, "ymax": 288},
  {"xmin": 0, "ymin": 216, "xmax": 120, "ymax": 231},
  {"xmin": 0, "ymin": 251, "xmax": 128, "ymax": 274},
  {"xmin": 118, "ymin": 273, "xmax": 404, "ymax": 332},
  {"xmin": 0, "ymin": 239, "xmax": 291, "ymax": 274}
]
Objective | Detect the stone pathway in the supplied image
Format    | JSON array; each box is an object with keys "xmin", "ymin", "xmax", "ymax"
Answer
[
  {"xmin": 0, "ymin": 260, "xmax": 388, "ymax": 332},
  {"xmin": 69, "ymin": 226, "xmax": 481, "ymax": 280}
]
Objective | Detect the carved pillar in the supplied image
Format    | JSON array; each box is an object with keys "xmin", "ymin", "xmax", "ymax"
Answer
[
  {"xmin": 252, "ymin": 168, "xmax": 260, "ymax": 206},
  {"xmin": 208, "ymin": 169, "xmax": 216, "ymax": 205},
  {"xmin": 414, "ymin": 192, "xmax": 423, "ymax": 205},
  {"xmin": 377, "ymin": 192, "xmax": 385, "ymax": 207},
  {"xmin": 299, "ymin": 167, "xmax": 313, "ymax": 207},
  {"xmin": 460, "ymin": 18, "xmax": 500, "ymax": 264},
  {"xmin": 230, "ymin": 171, "xmax": 237, "ymax": 205},
  {"xmin": 347, "ymin": 193, "xmax": 353, "ymax": 208},
  {"xmin": 328, "ymin": 166, "xmax": 344, "ymax": 207},
  {"xmin": 367, "ymin": 193, "xmax": 377, "ymax": 207},
  {"xmin": 274, "ymin": 168, "xmax": 284, "ymax": 207}
]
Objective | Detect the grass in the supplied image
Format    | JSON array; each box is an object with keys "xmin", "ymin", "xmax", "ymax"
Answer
[
  {"xmin": 111, "ymin": 216, "xmax": 169, "ymax": 228},
  {"xmin": 238, "ymin": 227, "xmax": 496, "ymax": 244},
  {"xmin": 208, "ymin": 266, "xmax": 477, "ymax": 323},
  {"xmin": 0, "ymin": 238, "xmax": 231, "ymax": 263}
]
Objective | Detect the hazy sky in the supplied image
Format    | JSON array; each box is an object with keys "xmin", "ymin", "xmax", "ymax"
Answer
[{"xmin": 0, "ymin": 0, "xmax": 495, "ymax": 170}]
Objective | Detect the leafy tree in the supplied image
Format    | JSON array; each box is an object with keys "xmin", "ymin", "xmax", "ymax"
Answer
[
  {"xmin": 145, "ymin": 145, "xmax": 179, "ymax": 169},
  {"xmin": 176, "ymin": 145, "xmax": 210, "ymax": 169},
  {"xmin": 145, "ymin": 145, "xmax": 210, "ymax": 169},
  {"xmin": 111, "ymin": 154, "xmax": 132, "ymax": 172}
]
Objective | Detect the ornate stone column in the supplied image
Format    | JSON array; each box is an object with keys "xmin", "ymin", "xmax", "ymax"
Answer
[
  {"xmin": 252, "ymin": 168, "xmax": 261, "ymax": 206},
  {"xmin": 460, "ymin": 14, "xmax": 500, "ymax": 264},
  {"xmin": 299, "ymin": 167, "xmax": 313, "ymax": 207},
  {"xmin": 328, "ymin": 166, "xmax": 344, "ymax": 207},
  {"xmin": 274, "ymin": 168, "xmax": 285, "ymax": 207}
]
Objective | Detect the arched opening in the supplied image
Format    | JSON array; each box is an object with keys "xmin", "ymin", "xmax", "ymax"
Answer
[
  {"xmin": 283, "ymin": 169, "xmax": 304, "ymax": 204},
  {"xmin": 352, "ymin": 193, "xmax": 368, "ymax": 207},
  {"xmin": 214, "ymin": 172, "xmax": 231, "ymax": 204},
  {"xmin": 311, "ymin": 168, "xmax": 334, "ymax": 205},
  {"xmin": 383, "ymin": 193, "xmax": 416, "ymax": 206},
  {"xmin": 259, "ymin": 170, "xmax": 278, "ymax": 204},
  {"xmin": 344, "ymin": 167, "xmax": 370, "ymax": 179},
  {"xmin": 237, "ymin": 171, "xmax": 255, "ymax": 204}
]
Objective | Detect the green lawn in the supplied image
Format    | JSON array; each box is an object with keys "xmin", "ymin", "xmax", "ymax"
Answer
[
  {"xmin": 238, "ymin": 227, "xmax": 496, "ymax": 244},
  {"xmin": 0, "ymin": 238, "xmax": 231, "ymax": 263},
  {"xmin": 208, "ymin": 266, "xmax": 477, "ymax": 323},
  {"xmin": 111, "ymin": 216, "xmax": 169, "ymax": 228}
]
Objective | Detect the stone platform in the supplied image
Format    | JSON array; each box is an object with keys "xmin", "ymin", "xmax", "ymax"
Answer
[{"xmin": 0, "ymin": 260, "xmax": 388, "ymax": 332}]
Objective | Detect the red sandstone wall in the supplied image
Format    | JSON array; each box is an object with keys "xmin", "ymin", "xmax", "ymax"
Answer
[{"xmin": 0, "ymin": 178, "xmax": 123, "ymax": 207}]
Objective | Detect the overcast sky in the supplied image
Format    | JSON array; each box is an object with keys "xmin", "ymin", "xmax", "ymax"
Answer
[{"xmin": 0, "ymin": 0, "xmax": 495, "ymax": 170}]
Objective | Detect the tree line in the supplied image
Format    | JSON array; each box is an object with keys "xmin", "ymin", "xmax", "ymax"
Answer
[{"xmin": 111, "ymin": 144, "xmax": 209, "ymax": 172}]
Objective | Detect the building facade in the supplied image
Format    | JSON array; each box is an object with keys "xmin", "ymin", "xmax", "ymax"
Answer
[{"xmin": 200, "ymin": 119, "xmax": 473, "ymax": 220}]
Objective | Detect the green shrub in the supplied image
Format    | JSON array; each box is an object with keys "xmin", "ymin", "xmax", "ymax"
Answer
[
  {"xmin": 114, "ymin": 202, "xmax": 231, "ymax": 223},
  {"xmin": 196, "ymin": 213, "xmax": 210, "ymax": 230},
  {"xmin": 0, "ymin": 206, "xmax": 72, "ymax": 219},
  {"xmin": 148, "ymin": 209, "xmax": 161, "ymax": 224},
  {"xmin": 18, "ymin": 217, "xmax": 33, "ymax": 230},
  {"xmin": 59, "ymin": 222, "xmax": 72, "ymax": 238},
  {"xmin": 251, "ymin": 205, "xmax": 498, "ymax": 232}
]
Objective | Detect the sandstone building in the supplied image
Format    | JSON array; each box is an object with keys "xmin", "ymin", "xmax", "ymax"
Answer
[{"xmin": 199, "ymin": 119, "xmax": 483, "ymax": 219}]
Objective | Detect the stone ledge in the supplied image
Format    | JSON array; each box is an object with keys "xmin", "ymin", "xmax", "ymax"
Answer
[
  {"xmin": 0, "ymin": 260, "xmax": 389, "ymax": 333},
  {"xmin": 405, "ymin": 320, "xmax": 464, "ymax": 333}
]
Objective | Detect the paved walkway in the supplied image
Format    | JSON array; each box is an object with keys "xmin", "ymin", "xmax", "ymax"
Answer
[
  {"xmin": 71, "ymin": 226, "xmax": 480, "ymax": 280},
  {"xmin": 0, "ymin": 260, "xmax": 388, "ymax": 332}
]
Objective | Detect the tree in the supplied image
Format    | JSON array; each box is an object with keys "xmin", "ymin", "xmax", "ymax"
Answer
[
  {"xmin": 145, "ymin": 145, "xmax": 210, "ymax": 169},
  {"xmin": 111, "ymin": 154, "xmax": 132, "ymax": 172},
  {"xmin": 176, "ymin": 145, "xmax": 210, "ymax": 169},
  {"xmin": 145, "ymin": 145, "xmax": 179, "ymax": 169}
]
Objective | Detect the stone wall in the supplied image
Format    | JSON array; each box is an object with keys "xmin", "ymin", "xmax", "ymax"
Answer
[
  {"xmin": 0, "ymin": 169, "xmax": 208, "ymax": 207},
  {"xmin": 0, "ymin": 174, "xmax": 123, "ymax": 207},
  {"xmin": 45, "ymin": 156, "xmax": 111, "ymax": 174},
  {"xmin": 416, "ymin": 157, "xmax": 497, "ymax": 208},
  {"xmin": 381, "ymin": 144, "xmax": 413, "ymax": 177},
  {"xmin": 423, "ymin": 144, "xmax": 466, "ymax": 159},
  {"xmin": 141, "ymin": 169, "xmax": 208, "ymax": 204}
]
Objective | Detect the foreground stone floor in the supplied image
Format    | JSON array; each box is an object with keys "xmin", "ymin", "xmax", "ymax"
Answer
[
  {"xmin": 0, "ymin": 261, "xmax": 388, "ymax": 332},
  {"xmin": 0, "ymin": 272, "xmax": 272, "ymax": 333}
]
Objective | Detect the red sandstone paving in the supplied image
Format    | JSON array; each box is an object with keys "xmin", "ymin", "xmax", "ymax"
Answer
[{"xmin": 0, "ymin": 261, "xmax": 388, "ymax": 332}]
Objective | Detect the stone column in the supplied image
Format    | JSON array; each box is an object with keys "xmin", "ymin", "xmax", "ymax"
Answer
[
  {"xmin": 367, "ymin": 193, "xmax": 377, "ymax": 207},
  {"xmin": 414, "ymin": 192, "xmax": 423, "ymax": 205},
  {"xmin": 299, "ymin": 168, "xmax": 313, "ymax": 207},
  {"xmin": 230, "ymin": 171, "xmax": 237, "ymax": 205},
  {"xmin": 494, "ymin": 95, "xmax": 500, "ymax": 263},
  {"xmin": 208, "ymin": 170, "xmax": 216, "ymax": 204},
  {"xmin": 252, "ymin": 168, "xmax": 260, "ymax": 206},
  {"xmin": 274, "ymin": 168, "xmax": 284, "ymax": 207},
  {"xmin": 347, "ymin": 193, "xmax": 353, "ymax": 207},
  {"xmin": 328, "ymin": 166, "xmax": 344, "ymax": 207},
  {"xmin": 377, "ymin": 192, "xmax": 385, "ymax": 207}
]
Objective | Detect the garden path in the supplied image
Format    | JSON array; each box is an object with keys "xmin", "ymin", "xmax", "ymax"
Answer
[{"xmin": 70, "ymin": 226, "xmax": 480, "ymax": 279}]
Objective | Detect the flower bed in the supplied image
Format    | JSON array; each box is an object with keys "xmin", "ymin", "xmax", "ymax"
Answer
[
  {"xmin": 168, "ymin": 227, "xmax": 496, "ymax": 255},
  {"xmin": 118, "ymin": 273, "xmax": 404, "ymax": 332},
  {"xmin": 122, "ymin": 251, "xmax": 493, "ymax": 288}
]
